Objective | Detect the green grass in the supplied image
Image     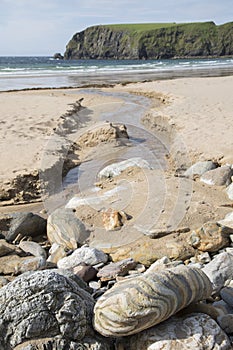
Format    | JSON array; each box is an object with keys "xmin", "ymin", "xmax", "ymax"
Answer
[{"xmin": 102, "ymin": 23, "xmax": 180, "ymax": 33}]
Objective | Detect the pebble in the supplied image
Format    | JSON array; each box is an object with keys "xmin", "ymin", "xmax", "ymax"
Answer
[{"xmin": 73, "ymin": 264, "xmax": 97, "ymax": 282}]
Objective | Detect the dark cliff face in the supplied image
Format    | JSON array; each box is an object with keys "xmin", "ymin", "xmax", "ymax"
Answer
[
  {"xmin": 64, "ymin": 22, "xmax": 233, "ymax": 60},
  {"xmin": 64, "ymin": 26, "xmax": 139, "ymax": 59}
]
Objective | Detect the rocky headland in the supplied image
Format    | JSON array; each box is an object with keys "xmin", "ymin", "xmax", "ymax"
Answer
[
  {"xmin": 0, "ymin": 76, "xmax": 233, "ymax": 348},
  {"xmin": 64, "ymin": 21, "xmax": 233, "ymax": 60}
]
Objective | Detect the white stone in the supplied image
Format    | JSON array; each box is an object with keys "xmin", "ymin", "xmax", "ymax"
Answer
[
  {"xmin": 65, "ymin": 186, "xmax": 125, "ymax": 209},
  {"xmin": 57, "ymin": 245, "xmax": 108, "ymax": 270},
  {"xmin": 98, "ymin": 157, "xmax": 152, "ymax": 179}
]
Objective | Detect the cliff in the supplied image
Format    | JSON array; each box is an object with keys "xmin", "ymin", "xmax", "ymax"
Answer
[{"xmin": 64, "ymin": 22, "xmax": 233, "ymax": 60}]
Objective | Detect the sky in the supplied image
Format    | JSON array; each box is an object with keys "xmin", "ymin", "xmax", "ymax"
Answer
[{"xmin": 0, "ymin": 0, "xmax": 232, "ymax": 56}]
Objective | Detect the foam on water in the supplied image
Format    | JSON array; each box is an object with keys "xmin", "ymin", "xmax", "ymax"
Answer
[{"xmin": 0, "ymin": 56, "xmax": 233, "ymax": 91}]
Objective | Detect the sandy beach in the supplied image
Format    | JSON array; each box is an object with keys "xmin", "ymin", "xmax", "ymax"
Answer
[{"xmin": 0, "ymin": 75, "xmax": 233, "ymax": 236}]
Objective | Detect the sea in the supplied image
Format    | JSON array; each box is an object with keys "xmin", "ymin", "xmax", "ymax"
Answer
[{"xmin": 0, "ymin": 56, "xmax": 233, "ymax": 91}]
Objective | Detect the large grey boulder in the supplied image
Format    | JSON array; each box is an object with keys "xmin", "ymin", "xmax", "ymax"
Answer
[
  {"xmin": 0, "ymin": 270, "xmax": 95, "ymax": 349},
  {"xmin": 116, "ymin": 313, "xmax": 231, "ymax": 349},
  {"xmin": 47, "ymin": 208, "xmax": 90, "ymax": 250},
  {"xmin": 94, "ymin": 265, "xmax": 212, "ymax": 337},
  {"xmin": 98, "ymin": 157, "xmax": 152, "ymax": 179},
  {"xmin": 184, "ymin": 160, "xmax": 217, "ymax": 178},
  {"xmin": 5, "ymin": 212, "xmax": 46, "ymax": 242}
]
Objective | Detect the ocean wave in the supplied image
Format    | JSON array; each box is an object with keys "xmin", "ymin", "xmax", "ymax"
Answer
[{"xmin": 0, "ymin": 56, "xmax": 233, "ymax": 90}]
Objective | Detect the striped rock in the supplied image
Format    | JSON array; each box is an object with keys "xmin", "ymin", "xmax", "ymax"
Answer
[{"xmin": 93, "ymin": 265, "xmax": 212, "ymax": 337}]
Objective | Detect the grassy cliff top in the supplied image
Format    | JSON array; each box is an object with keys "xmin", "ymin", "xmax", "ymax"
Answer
[
  {"xmin": 100, "ymin": 22, "xmax": 216, "ymax": 32},
  {"xmin": 103, "ymin": 23, "xmax": 179, "ymax": 32}
]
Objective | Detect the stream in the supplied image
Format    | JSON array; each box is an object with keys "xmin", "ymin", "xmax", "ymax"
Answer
[{"xmin": 63, "ymin": 89, "xmax": 168, "ymax": 193}]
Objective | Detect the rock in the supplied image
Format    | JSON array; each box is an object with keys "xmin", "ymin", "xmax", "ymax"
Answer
[
  {"xmin": 143, "ymin": 226, "xmax": 190, "ymax": 239},
  {"xmin": 5, "ymin": 212, "xmax": 46, "ymax": 242},
  {"xmin": 0, "ymin": 254, "xmax": 44, "ymax": 275},
  {"xmin": 19, "ymin": 240, "xmax": 47, "ymax": 260},
  {"xmin": 213, "ymin": 300, "xmax": 233, "ymax": 315},
  {"xmin": 226, "ymin": 182, "xmax": 233, "ymax": 200},
  {"xmin": 66, "ymin": 186, "xmax": 127, "ymax": 209},
  {"xmin": 102, "ymin": 209, "xmax": 124, "ymax": 231},
  {"xmin": 117, "ymin": 313, "xmax": 231, "ymax": 349},
  {"xmin": 220, "ymin": 287, "xmax": 233, "ymax": 307},
  {"xmin": 197, "ymin": 251, "xmax": 211, "ymax": 263},
  {"xmin": 53, "ymin": 52, "xmax": 64, "ymax": 59},
  {"xmin": 184, "ymin": 160, "xmax": 217, "ymax": 178},
  {"xmin": 57, "ymin": 246, "xmax": 108, "ymax": 270},
  {"xmin": 144, "ymin": 257, "xmax": 183, "ymax": 274},
  {"xmin": 217, "ymin": 314, "xmax": 233, "ymax": 335},
  {"xmin": 47, "ymin": 208, "xmax": 90, "ymax": 250},
  {"xmin": 102, "ymin": 232, "xmax": 195, "ymax": 267},
  {"xmin": 0, "ymin": 276, "xmax": 9, "ymax": 288},
  {"xmin": 200, "ymin": 165, "xmax": 233, "ymax": 186},
  {"xmin": 14, "ymin": 335, "xmax": 114, "ymax": 350},
  {"xmin": 97, "ymin": 258, "xmax": 137, "ymax": 281},
  {"xmin": 0, "ymin": 213, "xmax": 13, "ymax": 237},
  {"xmin": 218, "ymin": 212, "xmax": 233, "ymax": 230},
  {"xmin": 128, "ymin": 263, "xmax": 146, "ymax": 274},
  {"xmin": 73, "ymin": 264, "xmax": 98, "ymax": 282},
  {"xmin": 47, "ymin": 243, "xmax": 67, "ymax": 264},
  {"xmin": 202, "ymin": 252, "xmax": 233, "ymax": 293},
  {"xmin": 190, "ymin": 222, "xmax": 231, "ymax": 252},
  {"xmin": 93, "ymin": 265, "xmax": 212, "ymax": 337},
  {"xmin": 78, "ymin": 122, "xmax": 128, "ymax": 148},
  {"xmin": 98, "ymin": 157, "xmax": 152, "ymax": 179},
  {"xmin": 0, "ymin": 239, "xmax": 19, "ymax": 256},
  {"xmin": 0, "ymin": 270, "xmax": 95, "ymax": 349}
]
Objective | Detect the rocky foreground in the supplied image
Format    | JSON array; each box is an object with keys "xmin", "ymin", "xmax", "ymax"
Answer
[{"xmin": 1, "ymin": 152, "xmax": 233, "ymax": 349}]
